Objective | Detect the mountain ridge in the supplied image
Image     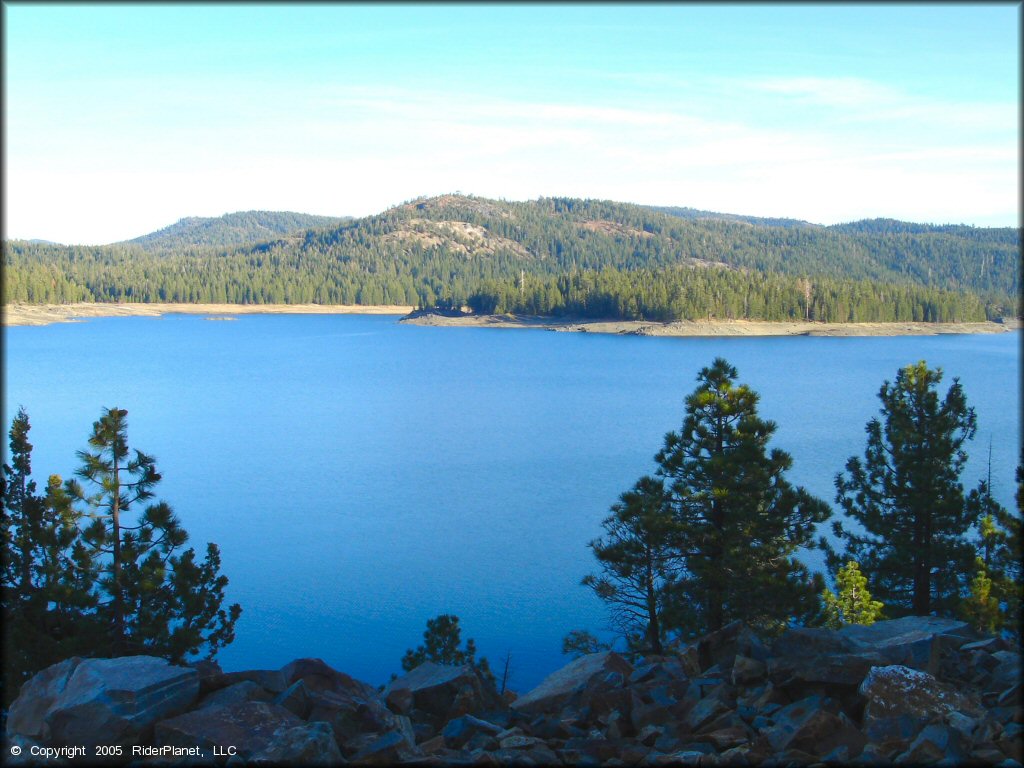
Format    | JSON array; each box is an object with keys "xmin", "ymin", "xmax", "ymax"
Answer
[
  {"xmin": 4, "ymin": 194, "xmax": 1019, "ymax": 322},
  {"xmin": 121, "ymin": 210, "xmax": 352, "ymax": 251}
]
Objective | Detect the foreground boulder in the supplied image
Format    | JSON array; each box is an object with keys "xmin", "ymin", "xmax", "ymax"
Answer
[
  {"xmin": 383, "ymin": 661, "xmax": 505, "ymax": 728},
  {"xmin": 510, "ymin": 651, "xmax": 633, "ymax": 715},
  {"xmin": 6, "ymin": 656, "xmax": 199, "ymax": 749},
  {"xmin": 154, "ymin": 700, "xmax": 304, "ymax": 759},
  {"xmin": 859, "ymin": 663, "xmax": 985, "ymax": 757}
]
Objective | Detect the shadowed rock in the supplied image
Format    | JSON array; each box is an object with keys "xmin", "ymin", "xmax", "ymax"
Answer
[
  {"xmin": 511, "ymin": 652, "xmax": 633, "ymax": 715},
  {"xmin": 154, "ymin": 700, "xmax": 303, "ymax": 759},
  {"xmin": 33, "ymin": 657, "xmax": 199, "ymax": 749}
]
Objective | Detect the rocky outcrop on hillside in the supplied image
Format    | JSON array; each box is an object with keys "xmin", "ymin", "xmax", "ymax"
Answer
[{"xmin": 4, "ymin": 617, "xmax": 1021, "ymax": 765}]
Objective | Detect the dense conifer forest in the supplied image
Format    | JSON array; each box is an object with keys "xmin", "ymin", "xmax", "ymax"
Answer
[
  {"xmin": 4, "ymin": 195, "xmax": 1019, "ymax": 323},
  {"xmin": 123, "ymin": 210, "xmax": 351, "ymax": 251}
]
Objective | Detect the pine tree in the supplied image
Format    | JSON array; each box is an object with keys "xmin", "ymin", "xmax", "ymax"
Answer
[
  {"xmin": 655, "ymin": 358, "xmax": 830, "ymax": 636},
  {"xmin": 821, "ymin": 560, "xmax": 884, "ymax": 629},
  {"xmin": 964, "ymin": 452, "xmax": 1023, "ymax": 635},
  {"xmin": 73, "ymin": 407, "xmax": 240, "ymax": 659},
  {"xmin": 3, "ymin": 407, "xmax": 38, "ymax": 599},
  {"xmin": 401, "ymin": 614, "xmax": 493, "ymax": 683},
  {"xmin": 2, "ymin": 411, "xmax": 98, "ymax": 701},
  {"xmin": 833, "ymin": 361, "xmax": 977, "ymax": 616},
  {"xmin": 561, "ymin": 629, "xmax": 610, "ymax": 659},
  {"xmin": 960, "ymin": 559, "xmax": 1000, "ymax": 634},
  {"xmin": 582, "ymin": 476, "xmax": 678, "ymax": 653}
]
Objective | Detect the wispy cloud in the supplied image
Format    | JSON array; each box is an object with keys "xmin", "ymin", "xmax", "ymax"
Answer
[{"xmin": 5, "ymin": 77, "xmax": 1018, "ymax": 243}]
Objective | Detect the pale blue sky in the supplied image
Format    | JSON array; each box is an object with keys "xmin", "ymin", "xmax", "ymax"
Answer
[{"xmin": 3, "ymin": 3, "xmax": 1019, "ymax": 244}]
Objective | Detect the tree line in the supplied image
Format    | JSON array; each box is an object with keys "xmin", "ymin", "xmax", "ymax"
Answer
[
  {"xmin": 1, "ymin": 408, "xmax": 240, "ymax": 704},
  {"xmin": 4, "ymin": 194, "xmax": 1019, "ymax": 320},
  {"xmin": 573, "ymin": 359, "xmax": 1022, "ymax": 656}
]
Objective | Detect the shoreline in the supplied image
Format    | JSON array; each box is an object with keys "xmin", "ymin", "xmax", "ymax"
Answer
[
  {"xmin": 3, "ymin": 302, "xmax": 1019, "ymax": 336},
  {"xmin": 2, "ymin": 302, "xmax": 415, "ymax": 327},
  {"xmin": 400, "ymin": 311, "xmax": 1020, "ymax": 337}
]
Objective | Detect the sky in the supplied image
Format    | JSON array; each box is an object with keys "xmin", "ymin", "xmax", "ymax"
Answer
[{"xmin": 3, "ymin": 3, "xmax": 1020, "ymax": 244}]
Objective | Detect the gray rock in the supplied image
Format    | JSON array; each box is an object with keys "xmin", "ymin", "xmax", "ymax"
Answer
[
  {"xmin": 562, "ymin": 735, "xmax": 622, "ymax": 763},
  {"xmin": 990, "ymin": 651, "xmax": 1022, "ymax": 691},
  {"xmin": 684, "ymin": 696, "xmax": 729, "ymax": 732},
  {"xmin": 350, "ymin": 729, "xmax": 422, "ymax": 764},
  {"xmin": 696, "ymin": 621, "xmax": 769, "ymax": 672},
  {"xmin": 860, "ymin": 664, "xmax": 984, "ymax": 754},
  {"xmin": 839, "ymin": 616, "xmax": 974, "ymax": 674},
  {"xmin": 895, "ymin": 722, "xmax": 969, "ymax": 764},
  {"xmin": 499, "ymin": 733, "xmax": 546, "ymax": 749},
  {"xmin": 186, "ymin": 659, "xmax": 225, "ymax": 696},
  {"xmin": 510, "ymin": 652, "xmax": 632, "ymax": 715},
  {"xmin": 33, "ymin": 656, "xmax": 200, "ymax": 749},
  {"xmin": 274, "ymin": 679, "xmax": 312, "ymax": 719},
  {"xmin": 731, "ymin": 655, "xmax": 766, "ymax": 686},
  {"xmin": 248, "ymin": 721, "xmax": 343, "ymax": 765},
  {"xmin": 279, "ymin": 657, "xmax": 363, "ymax": 696},
  {"xmin": 762, "ymin": 695, "xmax": 865, "ymax": 757},
  {"xmin": 704, "ymin": 723, "xmax": 750, "ymax": 751},
  {"xmin": 197, "ymin": 680, "xmax": 273, "ymax": 710},
  {"xmin": 5, "ymin": 657, "xmax": 83, "ymax": 741},
  {"xmin": 306, "ymin": 674, "xmax": 403, "ymax": 747},
  {"xmin": 442, "ymin": 714, "xmax": 503, "ymax": 749},
  {"xmin": 219, "ymin": 668, "xmax": 289, "ymax": 695},
  {"xmin": 154, "ymin": 700, "xmax": 303, "ymax": 759},
  {"xmin": 383, "ymin": 662, "xmax": 503, "ymax": 727}
]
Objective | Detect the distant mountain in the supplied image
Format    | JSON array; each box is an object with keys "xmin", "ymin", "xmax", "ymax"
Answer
[
  {"xmin": 123, "ymin": 210, "xmax": 351, "ymax": 251},
  {"xmin": 5, "ymin": 194, "xmax": 1019, "ymax": 322},
  {"xmin": 645, "ymin": 205, "xmax": 819, "ymax": 230}
]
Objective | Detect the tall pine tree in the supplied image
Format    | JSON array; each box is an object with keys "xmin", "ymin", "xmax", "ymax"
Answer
[
  {"xmin": 655, "ymin": 358, "xmax": 829, "ymax": 636},
  {"xmin": 72, "ymin": 407, "xmax": 240, "ymax": 660},
  {"xmin": 2, "ymin": 410, "xmax": 98, "ymax": 701},
  {"xmin": 833, "ymin": 361, "xmax": 977, "ymax": 616},
  {"xmin": 583, "ymin": 476, "xmax": 679, "ymax": 654}
]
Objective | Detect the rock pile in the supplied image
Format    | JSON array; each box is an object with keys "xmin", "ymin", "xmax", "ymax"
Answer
[{"xmin": 4, "ymin": 616, "xmax": 1021, "ymax": 765}]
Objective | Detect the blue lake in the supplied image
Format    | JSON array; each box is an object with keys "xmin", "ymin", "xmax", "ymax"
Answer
[{"xmin": 3, "ymin": 314, "xmax": 1020, "ymax": 692}]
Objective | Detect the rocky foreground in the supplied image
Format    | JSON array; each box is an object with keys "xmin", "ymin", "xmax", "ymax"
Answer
[{"xmin": 4, "ymin": 616, "xmax": 1022, "ymax": 766}]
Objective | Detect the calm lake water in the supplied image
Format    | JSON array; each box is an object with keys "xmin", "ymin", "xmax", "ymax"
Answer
[{"xmin": 3, "ymin": 314, "xmax": 1020, "ymax": 691}]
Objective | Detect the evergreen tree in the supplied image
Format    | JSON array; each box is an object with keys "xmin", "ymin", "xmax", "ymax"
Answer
[
  {"xmin": 964, "ymin": 454, "xmax": 1023, "ymax": 635},
  {"xmin": 2, "ymin": 411, "xmax": 98, "ymax": 701},
  {"xmin": 960, "ymin": 559, "xmax": 1000, "ymax": 634},
  {"xmin": 560, "ymin": 629, "xmax": 610, "ymax": 659},
  {"xmin": 582, "ymin": 476, "xmax": 678, "ymax": 653},
  {"xmin": 655, "ymin": 358, "xmax": 830, "ymax": 636},
  {"xmin": 833, "ymin": 361, "xmax": 977, "ymax": 616},
  {"xmin": 821, "ymin": 560, "xmax": 884, "ymax": 629},
  {"xmin": 401, "ymin": 614, "xmax": 493, "ymax": 683},
  {"xmin": 73, "ymin": 407, "xmax": 240, "ymax": 659},
  {"xmin": 3, "ymin": 407, "xmax": 37, "ymax": 599}
]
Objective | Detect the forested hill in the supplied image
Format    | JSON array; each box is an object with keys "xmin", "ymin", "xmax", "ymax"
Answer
[
  {"xmin": 123, "ymin": 210, "xmax": 351, "ymax": 251},
  {"xmin": 4, "ymin": 194, "xmax": 1020, "ymax": 323}
]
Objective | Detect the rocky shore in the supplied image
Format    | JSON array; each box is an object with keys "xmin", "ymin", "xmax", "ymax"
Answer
[
  {"xmin": 5, "ymin": 616, "xmax": 1022, "ymax": 765},
  {"xmin": 400, "ymin": 309, "xmax": 1021, "ymax": 338},
  {"xmin": 1, "ymin": 303, "xmax": 415, "ymax": 327},
  {"xmin": 5, "ymin": 303, "xmax": 1019, "ymax": 337}
]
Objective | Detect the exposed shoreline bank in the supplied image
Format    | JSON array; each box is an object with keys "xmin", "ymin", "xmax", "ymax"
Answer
[
  {"xmin": 400, "ymin": 310, "xmax": 1020, "ymax": 337},
  {"xmin": 2, "ymin": 302, "xmax": 416, "ymax": 327},
  {"xmin": 3, "ymin": 302, "xmax": 1019, "ymax": 336}
]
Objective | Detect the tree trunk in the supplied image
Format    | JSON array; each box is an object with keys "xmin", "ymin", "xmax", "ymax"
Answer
[
  {"xmin": 111, "ymin": 457, "xmax": 125, "ymax": 652},
  {"xmin": 645, "ymin": 546, "xmax": 662, "ymax": 654}
]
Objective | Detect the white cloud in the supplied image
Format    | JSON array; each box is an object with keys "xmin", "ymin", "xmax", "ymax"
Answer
[{"xmin": 5, "ymin": 79, "xmax": 1018, "ymax": 243}]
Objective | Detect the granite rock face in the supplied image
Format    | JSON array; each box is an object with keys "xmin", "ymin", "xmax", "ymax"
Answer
[
  {"xmin": 5, "ymin": 618, "xmax": 1021, "ymax": 765},
  {"xmin": 7, "ymin": 656, "xmax": 199, "ymax": 749}
]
